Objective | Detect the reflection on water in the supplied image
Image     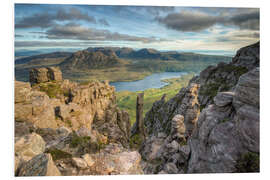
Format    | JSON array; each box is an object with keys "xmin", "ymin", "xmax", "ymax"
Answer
[{"xmin": 110, "ymin": 72, "xmax": 187, "ymax": 92}]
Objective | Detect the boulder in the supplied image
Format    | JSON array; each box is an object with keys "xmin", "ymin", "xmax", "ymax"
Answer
[
  {"xmin": 15, "ymin": 133, "xmax": 46, "ymax": 162},
  {"xmin": 163, "ymin": 163, "xmax": 179, "ymax": 174},
  {"xmin": 72, "ymin": 157, "xmax": 88, "ymax": 169},
  {"xmin": 14, "ymin": 81, "xmax": 32, "ymax": 103},
  {"xmin": 82, "ymin": 154, "xmax": 95, "ymax": 167},
  {"xmin": 214, "ymin": 92, "xmax": 235, "ymax": 107},
  {"xmin": 17, "ymin": 153, "xmax": 61, "ymax": 176}
]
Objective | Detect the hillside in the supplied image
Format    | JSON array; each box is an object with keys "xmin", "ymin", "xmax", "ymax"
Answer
[
  {"xmin": 60, "ymin": 49, "xmax": 124, "ymax": 70},
  {"xmin": 15, "ymin": 47, "xmax": 231, "ymax": 83},
  {"xmin": 15, "ymin": 52, "xmax": 72, "ymax": 65},
  {"xmin": 87, "ymin": 47, "xmax": 231, "ymax": 61}
]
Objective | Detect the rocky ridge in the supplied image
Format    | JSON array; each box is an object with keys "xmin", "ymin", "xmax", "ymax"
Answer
[
  {"xmin": 15, "ymin": 67, "xmax": 142, "ymax": 176},
  {"xmin": 140, "ymin": 42, "xmax": 260, "ymax": 173}
]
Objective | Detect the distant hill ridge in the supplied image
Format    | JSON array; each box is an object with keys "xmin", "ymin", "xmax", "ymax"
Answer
[
  {"xmin": 16, "ymin": 47, "xmax": 231, "ymax": 66},
  {"xmin": 59, "ymin": 49, "xmax": 123, "ymax": 70},
  {"xmin": 15, "ymin": 52, "xmax": 72, "ymax": 65},
  {"xmin": 86, "ymin": 47, "xmax": 231, "ymax": 61}
]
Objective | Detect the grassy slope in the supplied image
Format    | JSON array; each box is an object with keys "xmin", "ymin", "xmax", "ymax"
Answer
[{"xmin": 116, "ymin": 73, "xmax": 194, "ymax": 125}]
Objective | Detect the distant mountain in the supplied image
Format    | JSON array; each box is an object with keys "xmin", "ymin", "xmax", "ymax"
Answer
[
  {"xmin": 60, "ymin": 49, "xmax": 123, "ymax": 70},
  {"xmin": 87, "ymin": 47, "xmax": 231, "ymax": 62},
  {"xmin": 15, "ymin": 52, "xmax": 72, "ymax": 65}
]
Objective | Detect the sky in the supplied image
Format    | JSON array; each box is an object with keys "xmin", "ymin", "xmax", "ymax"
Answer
[{"xmin": 14, "ymin": 4, "xmax": 260, "ymax": 56}]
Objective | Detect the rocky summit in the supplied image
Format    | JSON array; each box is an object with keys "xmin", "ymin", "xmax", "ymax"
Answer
[{"xmin": 14, "ymin": 42, "xmax": 260, "ymax": 176}]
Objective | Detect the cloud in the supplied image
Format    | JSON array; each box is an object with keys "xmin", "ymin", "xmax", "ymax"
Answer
[
  {"xmin": 44, "ymin": 23, "xmax": 164, "ymax": 43},
  {"xmin": 228, "ymin": 11, "xmax": 259, "ymax": 30},
  {"xmin": 137, "ymin": 6, "xmax": 175, "ymax": 16},
  {"xmin": 55, "ymin": 8, "xmax": 96, "ymax": 23},
  {"xmin": 15, "ymin": 34, "xmax": 24, "ymax": 38},
  {"xmin": 15, "ymin": 7, "xmax": 97, "ymax": 29},
  {"xmin": 215, "ymin": 30, "xmax": 260, "ymax": 43},
  {"xmin": 15, "ymin": 12, "xmax": 55, "ymax": 28},
  {"xmin": 14, "ymin": 40, "xmax": 101, "ymax": 48},
  {"xmin": 156, "ymin": 9, "xmax": 259, "ymax": 32},
  {"xmin": 156, "ymin": 10, "xmax": 222, "ymax": 32},
  {"xmin": 98, "ymin": 18, "xmax": 110, "ymax": 26}
]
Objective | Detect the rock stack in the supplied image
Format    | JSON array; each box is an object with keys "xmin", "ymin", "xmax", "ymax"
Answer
[{"xmin": 29, "ymin": 66, "xmax": 62, "ymax": 85}]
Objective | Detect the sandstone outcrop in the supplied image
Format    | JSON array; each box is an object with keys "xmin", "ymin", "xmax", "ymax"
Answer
[
  {"xmin": 29, "ymin": 66, "xmax": 62, "ymax": 85},
  {"xmin": 15, "ymin": 67, "xmax": 141, "ymax": 176},
  {"xmin": 15, "ymin": 71, "xmax": 128, "ymax": 139}
]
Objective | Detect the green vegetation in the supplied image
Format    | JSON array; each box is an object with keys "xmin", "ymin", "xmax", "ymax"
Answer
[
  {"xmin": 33, "ymin": 81, "xmax": 63, "ymax": 98},
  {"xmin": 70, "ymin": 134, "xmax": 91, "ymax": 148},
  {"xmin": 47, "ymin": 148, "xmax": 72, "ymax": 161},
  {"xmin": 131, "ymin": 59, "xmax": 229, "ymax": 73},
  {"xmin": 69, "ymin": 133, "xmax": 106, "ymax": 154},
  {"xmin": 180, "ymin": 140, "xmax": 187, "ymax": 146},
  {"xmin": 199, "ymin": 64, "xmax": 248, "ymax": 101},
  {"xmin": 220, "ymin": 117, "xmax": 231, "ymax": 124},
  {"xmin": 62, "ymin": 64, "xmax": 152, "ymax": 83},
  {"xmin": 129, "ymin": 133, "xmax": 144, "ymax": 149},
  {"xmin": 235, "ymin": 152, "xmax": 259, "ymax": 173},
  {"xmin": 116, "ymin": 73, "xmax": 194, "ymax": 125},
  {"xmin": 200, "ymin": 104, "xmax": 206, "ymax": 112}
]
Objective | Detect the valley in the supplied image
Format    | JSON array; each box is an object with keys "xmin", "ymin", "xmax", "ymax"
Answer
[
  {"xmin": 15, "ymin": 47, "xmax": 231, "ymax": 83},
  {"xmin": 116, "ymin": 73, "xmax": 195, "ymax": 125}
]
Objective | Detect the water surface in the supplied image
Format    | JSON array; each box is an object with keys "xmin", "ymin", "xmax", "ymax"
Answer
[{"xmin": 110, "ymin": 72, "xmax": 187, "ymax": 92}]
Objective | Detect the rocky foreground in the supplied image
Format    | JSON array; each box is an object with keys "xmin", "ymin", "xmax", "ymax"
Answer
[
  {"xmin": 15, "ymin": 67, "xmax": 141, "ymax": 176},
  {"xmin": 14, "ymin": 42, "xmax": 259, "ymax": 176},
  {"xmin": 138, "ymin": 42, "xmax": 259, "ymax": 173}
]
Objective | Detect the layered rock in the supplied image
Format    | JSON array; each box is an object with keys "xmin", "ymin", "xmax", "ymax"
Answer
[
  {"xmin": 139, "ymin": 42, "xmax": 260, "ymax": 174},
  {"xmin": 17, "ymin": 153, "xmax": 61, "ymax": 176},
  {"xmin": 29, "ymin": 66, "xmax": 62, "ymax": 85},
  {"xmin": 198, "ymin": 42, "xmax": 259, "ymax": 108},
  {"xmin": 144, "ymin": 83, "xmax": 200, "ymax": 137},
  {"xmin": 15, "ymin": 67, "xmax": 140, "ymax": 176},
  {"xmin": 140, "ymin": 83, "xmax": 200, "ymax": 174},
  {"xmin": 15, "ymin": 76, "xmax": 119, "ymax": 131},
  {"xmin": 188, "ymin": 68, "xmax": 259, "ymax": 173}
]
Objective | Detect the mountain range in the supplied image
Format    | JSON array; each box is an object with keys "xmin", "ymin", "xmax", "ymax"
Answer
[{"xmin": 15, "ymin": 47, "xmax": 232, "ymax": 82}]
